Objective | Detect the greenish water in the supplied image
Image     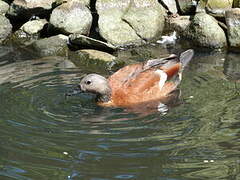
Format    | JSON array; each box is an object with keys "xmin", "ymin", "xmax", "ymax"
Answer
[{"xmin": 0, "ymin": 45, "xmax": 239, "ymax": 180}]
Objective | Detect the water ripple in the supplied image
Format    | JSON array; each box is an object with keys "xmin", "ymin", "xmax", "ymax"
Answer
[{"xmin": 0, "ymin": 52, "xmax": 240, "ymax": 179}]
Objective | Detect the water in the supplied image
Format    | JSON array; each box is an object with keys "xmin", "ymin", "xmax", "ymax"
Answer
[{"xmin": 0, "ymin": 45, "xmax": 239, "ymax": 180}]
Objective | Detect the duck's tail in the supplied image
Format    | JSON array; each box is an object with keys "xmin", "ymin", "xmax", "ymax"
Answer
[
  {"xmin": 161, "ymin": 49, "xmax": 194, "ymax": 90},
  {"xmin": 141, "ymin": 49, "xmax": 194, "ymax": 86},
  {"xmin": 162, "ymin": 49, "xmax": 194, "ymax": 79},
  {"xmin": 180, "ymin": 49, "xmax": 194, "ymax": 69},
  {"xmin": 177, "ymin": 49, "xmax": 194, "ymax": 82}
]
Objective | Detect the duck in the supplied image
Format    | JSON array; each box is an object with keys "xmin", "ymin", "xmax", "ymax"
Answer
[{"xmin": 77, "ymin": 49, "xmax": 194, "ymax": 112}]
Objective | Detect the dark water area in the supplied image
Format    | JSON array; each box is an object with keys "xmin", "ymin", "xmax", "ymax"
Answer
[{"xmin": 0, "ymin": 44, "xmax": 239, "ymax": 180}]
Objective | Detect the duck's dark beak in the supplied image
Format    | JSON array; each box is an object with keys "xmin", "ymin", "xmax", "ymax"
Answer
[{"xmin": 65, "ymin": 85, "xmax": 84, "ymax": 97}]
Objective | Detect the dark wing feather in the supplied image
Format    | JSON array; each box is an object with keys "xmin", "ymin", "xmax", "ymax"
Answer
[{"xmin": 142, "ymin": 54, "xmax": 178, "ymax": 71}]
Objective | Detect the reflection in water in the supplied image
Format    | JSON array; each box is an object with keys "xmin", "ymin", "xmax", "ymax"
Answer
[
  {"xmin": 224, "ymin": 53, "xmax": 240, "ymax": 94},
  {"xmin": 0, "ymin": 46, "xmax": 240, "ymax": 179}
]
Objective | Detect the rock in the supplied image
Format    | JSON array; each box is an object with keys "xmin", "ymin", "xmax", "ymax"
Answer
[
  {"xmin": 226, "ymin": 8, "xmax": 240, "ymax": 49},
  {"xmin": 0, "ymin": 0, "xmax": 9, "ymax": 15},
  {"xmin": 54, "ymin": 0, "xmax": 90, "ymax": 6},
  {"xmin": 96, "ymin": 0, "xmax": 142, "ymax": 46},
  {"xmin": 58, "ymin": 59, "xmax": 77, "ymax": 69},
  {"xmin": 166, "ymin": 15, "xmax": 191, "ymax": 35},
  {"xmin": 69, "ymin": 34, "xmax": 116, "ymax": 52},
  {"xmin": 49, "ymin": 0, "xmax": 92, "ymax": 35},
  {"xmin": 20, "ymin": 19, "xmax": 47, "ymax": 34},
  {"xmin": 176, "ymin": 0, "xmax": 197, "ymax": 14},
  {"xmin": 8, "ymin": 0, "xmax": 56, "ymax": 20},
  {"xmin": 186, "ymin": 13, "xmax": 227, "ymax": 48},
  {"xmin": 233, "ymin": 0, "xmax": 240, "ymax": 7},
  {"xmin": 197, "ymin": 0, "xmax": 233, "ymax": 17},
  {"xmin": 30, "ymin": 34, "xmax": 69, "ymax": 57},
  {"xmin": 96, "ymin": 0, "xmax": 131, "ymax": 13},
  {"xmin": 69, "ymin": 49, "xmax": 125, "ymax": 72},
  {"xmin": 13, "ymin": 19, "xmax": 48, "ymax": 45},
  {"xmin": 196, "ymin": 0, "xmax": 206, "ymax": 13},
  {"xmin": 96, "ymin": 0, "xmax": 166, "ymax": 47},
  {"xmin": 0, "ymin": 15, "xmax": 12, "ymax": 44},
  {"xmin": 207, "ymin": 0, "xmax": 233, "ymax": 9},
  {"xmin": 160, "ymin": 0, "xmax": 178, "ymax": 14},
  {"xmin": 98, "ymin": 9, "xmax": 142, "ymax": 47},
  {"xmin": 122, "ymin": 0, "xmax": 166, "ymax": 41},
  {"xmin": 119, "ymin": 46, "xmax": 169, "ymax": 61}
]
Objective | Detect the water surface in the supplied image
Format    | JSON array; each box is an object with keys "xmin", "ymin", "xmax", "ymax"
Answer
[{"xmin": 0, "ymin": 45, "xmax": 239, "ymax": 179}]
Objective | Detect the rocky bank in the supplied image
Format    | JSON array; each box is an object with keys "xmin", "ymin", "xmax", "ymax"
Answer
[{"xmin": 1, "ymin": 0, "xmax": 240, "ymax": 70}]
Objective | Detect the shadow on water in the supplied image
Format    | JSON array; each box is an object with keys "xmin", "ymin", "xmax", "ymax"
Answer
[{"xmin": 0, "ymin": 45, "xmax": 239, "ymax": 179}]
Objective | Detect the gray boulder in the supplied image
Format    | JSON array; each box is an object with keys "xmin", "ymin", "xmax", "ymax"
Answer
[
  {"xmin": 20, "ymin": 19, "xmax": 47, "ymax": 35},
  {"xmin": 122, "ymin": 0, "xmax": 166, "ymax": 41},
  {"xmin": 0, "ymin": 0, "xmax": 9, "ymax": 15},
  {"xmin": 54, "ymin": 0, "xmax": 90, "ymax": 6},
  {"xmin": 30, "ymin": 34, "xmax": 69, "ymax": 57},
  {"xmin": 197, "ymin": 0, "xmax": 233, "ymax": 17},
  {"xmin": 226, "ymin": 8, "xmax": 240, "ymax": 49},
  {"xmin": 49, "ymin": 0, "xmax": 92, "ymax": 35},
  {"xmin": 96, "ymin": 0, "xmax": 142, "ymax": 46},
  {"xmin": 160, "ymin": 0, "xmax": 178, "ymax": 14},
  {"xmin": 96, "ymin": 0, "xmax": 130, "ymax": 13},
  {"xmin": 69, "ymin": 49, "xmax": 125, "ymax": 72},
  {"xmin": 96, "ymin": 0, "xmax": 166, "ymax": 47},
  {"xmin": 0, "ymin": 15, "xmax": 12, "ymax": 44},
  {"xmin": 176, "ymin": 0, "xmax": 197, "ymax": 14},
  {"xmin": 233, "ymin": 0, "xmax": 240, "ymax": 7},
  {"xmin": 186, "ymin": 13, "xmax": 227, "ymax": 48},
  {"xmin": 166, "ymin": 15, "xmax": 191, "ymax": 35},
  {"xmin": 13, "ymin": 19, "xmax": 48, "ymax": 45},
  {"xmin": 8, "ymin": 0, "xmax": 55, "ymax": 19},
  {"xmin": 69, "ymin": 34, "xmax": 116, "ymax": 51},
  {"xmin": 116, "ymin": 46, "xmax": 169, "ymax": 62}
]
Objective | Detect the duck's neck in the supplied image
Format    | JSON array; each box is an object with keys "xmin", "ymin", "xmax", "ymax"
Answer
[
  {"xmin": 95, "ymin": 81, "xmax": 112, "ymax": 103},
  {"xmin": 96, "ymin": 93, "xmax": 111, "ymax": 103}
]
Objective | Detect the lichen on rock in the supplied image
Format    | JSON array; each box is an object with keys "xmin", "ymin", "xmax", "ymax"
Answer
[
  {"xmin": 0, "ymin": 15, "xmax": 12, "ymax": 44},
  {"xmin": 186, "ymin": 12, "xmax": 227, "ymax": 48},
  {"xmin": 49, "ymin": 0, "xmax": 92, "ymax": 35}
]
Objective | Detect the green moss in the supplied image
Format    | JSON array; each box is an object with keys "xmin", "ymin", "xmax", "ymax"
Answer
[{"xmin": 69, "ymin": 50, "xmax": 125, "ymax": 73}]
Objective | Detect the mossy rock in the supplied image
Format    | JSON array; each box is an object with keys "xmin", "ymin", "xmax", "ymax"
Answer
[
  {"xmin": 0, "ymin": 0, "xmax": 9, "ymax": 15},
  {"xmin": 0, "ymin": 15, "xmax": 12, "ymax": 44},
  {"xmin": 226, "ymin": 8, "xmax": 240, "ymax": 50},
  {"xmin": 186, "ymin": 13, "xmax": 227, "ymax": 49},
  {"xmin": 69, "ymin": 49, "xmax": 125, "ymax": 73},
  {"xmin": 30, "ymin": 34, "xmax": 69, "ymax": 57}
]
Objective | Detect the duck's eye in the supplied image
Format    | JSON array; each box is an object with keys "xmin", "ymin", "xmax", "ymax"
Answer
[{"xmin": 85, "ymin": 80, "xmax": 92, "ymax": 85}]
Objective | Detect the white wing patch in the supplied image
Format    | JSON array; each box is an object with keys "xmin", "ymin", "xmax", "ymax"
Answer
[
  {"xmin": 157, "ymin": 103, "xmax": 168, "ymax": 114},
  {"xmin": 155, "ymin": 69, "xmax": 168, "ymax": 90}
]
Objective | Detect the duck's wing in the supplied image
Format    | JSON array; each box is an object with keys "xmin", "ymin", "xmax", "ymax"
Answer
[
  {"xmin": 108, "ymin": 53, "xmax": 179, "ymax": 86},
  {"xmin": 109, "ymin": 50, "xmax": 194, "ymax": 106},
  {"xmin": 125, "ymin": 49, "xmax": 194, "ymax": 92},
  {"xmin": 143, "ymin": 49, "xmax": 194, "ymax": 76},
  {"xmin": 142, "ymin": 54, "xmax": 178, "ymax": 71}
]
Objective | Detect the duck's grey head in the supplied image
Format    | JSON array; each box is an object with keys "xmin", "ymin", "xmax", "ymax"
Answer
[{"xmin": 79, "ymin": 74, "xmax": 111, "ymax": 102}]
